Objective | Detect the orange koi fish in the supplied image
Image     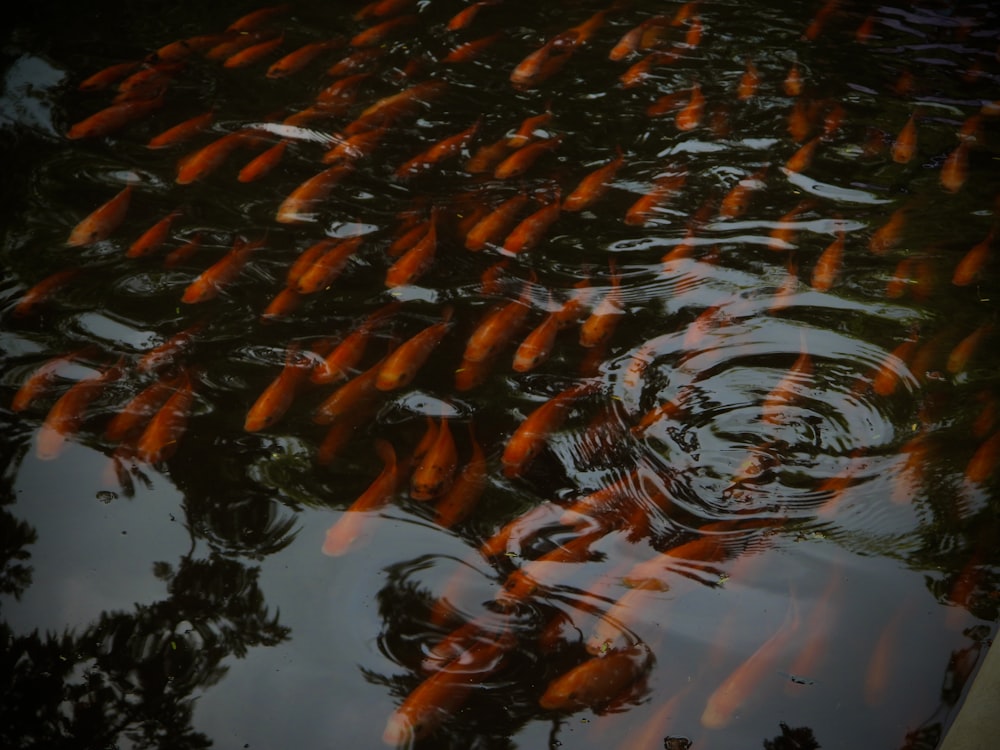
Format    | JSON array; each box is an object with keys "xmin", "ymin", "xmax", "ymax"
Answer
[
  {"xmin": 940, "ymin": 139, "xmax": 970, "ymax": 193},
  {"xmin": 260, "ymin": 286, "xmax": 302, "ymax": 323},
  {"xmin": 947, "ymin": 322, "xmax": 992, "ymax": 375},
  {"xmin": 811, "ymin": 229, "xmax": 845, "ymax": 291},
  {"xmin": 513, "ymin": 308, "xmax": 560, "ymax": 373},
  {"xmin": 312, "ymin": 71, "xmax": 372, "ymax": 113},
  {"xmin": 871, "ymin": 335, "xmax": 918, "ymax": 397},
  {"xmin": 579, "ymin": 263, "xmax": 624, "ymax": 348},
  {"xmin": 283, "ymin": 239, "xmax": 333, "ymax": 290},
  {"xmin": 315, "ymin": 407, "xmax": 372, "ymax": 466},
  {"xmin": 322, "ymin": 126, "xmax": 388, "ymax": 167},
  {"xmin": 446, "ymin": 0, "xmax": 497, "ymax": 30},
  {"xmin": 891, "ymin": 113, "xmax": 918, "ymax": 164},
  {"xmin": 718, "ymin": 166, "xmax": 767, "ymax": 219},
  {"xmin": 181, "ymin": 235, "xmax": 263, "ymax": 304},
  {"xmin": 244, "ymin": 345, "xmax": 315, "ymax": 432},
  {"xmin": 67, "ymin": 94, "xmax": 165, "ymax": 139},
  {"xmin": 382, "ymin": 636, "xmax": 510, "ymax": 747},
  {"xmin": 376, "ymin": 306, "xmax": 454, "ymax": 390},
  {"xmin": 385, "ymin": 208, "xmax": 437, "ymax": 287},
  {"xmin": 137, "ymin": 321, "xmax": 204, "ymax": 374},
  {"xmin": 325, "ymin": 47, "xmax": 383, "ymax": 77},
  {"xmin": 463, "ymin": 278, "xmax": 534, "ymax": 362},
  {"xmin": 540, "ymin": 645, "xmax": 651, "ymax": 712},
  {"xmin": 738, "ymin": 59, "xmax": 760, "ymax": 100},
  {"xmin": 12, "ymin": 346, "xmax": 97, "ymax": 413},
  {"xmin": 768, "ymin": 200, "xmax": 811, "ymax": 251},
  {"xmin": 227, "ymin": 3, "xmax": 290, "ymax": 32},
  {"xmin": 966, "ymin": 429, "xmax": 1000, "ymax": 484},
  {"xmin": 620, "ymin": 49, "xmax": 679, "ymax": 89},
  {"xmin": 645, "ymin": 89, "xmax": 689, "ymax": 117},
  {"xmin": 465, "ymin": 193, "xmax": 531, "ymax": 251},
  {"xmin": 127, "ymin": 209, "xmax": 182, "ymax": 258},
  {"xmin": 151, "ymin": 33, "xmax": 231, "ymax": 62},
  {"xmin": 953, "ymin": 230, "xmax": 993, "ymax": 286},
  {"xmin": 869, "ymin": 205, "xmax": 907, "ymax": 255},
  {"xmin": 466, "ymin": 135, "xmax": 515, "ymax": 173},
  {"xmin": 350, "ymin": 14, "xmax": 416, "ymax": 47},
  {"xmin": 395, "ymin": 121, "xmax": 480, "ymax": 181},
  {"xmin": 36, "ymin": 358, "xmax": 125, "ymax": 460},
  {"xmin": 266, "ymin": 38, "xmax": 341, "ymax": 78},
  {"xmin": 296, "ymin": 236, "xmax": 363, "ymax": 294},
  {"xmin": 222, "ymin": 34, "xmax": 285, "ymax": 70},
  {"xmin": 609, "ymin": 16, "xmax": 666, "ymax": 61},
  {"xmin": 762, "ymin": 348, "xmax": 813, "ymax": 423},
  {"xmin": 66, "ymin": 184, "xmax": 133, "ymax": 247},
  {"xmin": 206, "ymin": 29, "xmax": 277, "ymax": 62},
  {"xmin": 785, "ymin": 134, "xmax": 820, "ymax": 172},
  {"xmin": 442, "ymin": 31, "xmax": 504, "ymax": 63},
  {"xmin": 275, "ymin": 164, "xmax": 353, "ymax": 224},
  {"xmin": 322, "ymin": 440, "xmax": 402, "ymax": 556},
  {"xmin": 114, "ymin": 61, "xmax": 182, "ymax": 102},
  {"xmin": 863, "ymin": 601, "xmax": 907, "ymax": 707},
  {"xmin": 78, "ymin": 60, "xmax": 141, "ymax": 91},
  {"xmin": 355, "ymin": 0, "xmax": 414, "ymax": 20},
  {"xmin": 105, "ymin": 372, "xmax": 184, "ymax": 443},
  {"xmin": 237, "ymin": 139, "xmax": 288, "ymax": 182},
  {"xmin": 147, "ymin": 110, "xmax": 215, "ymax": 149},
  {"xmin": 783, "ymin": 62, "xmax": 803, "ymax": 96},
  {"xmin": 454, "ymin": 355, "xmax": 495, "ymax": 391},
  {"xmin": 510, "ymin": 38, "xmax": 573, "ymax": 90},
  {"xmin": 563, "ymin": 148, "xmax": 624, "ymax": 212},
  {"xmin": 310, "ymin": 301, "xmax": 400, "ymax": 385},
  {"xmin": 675, "ymin": 81, "xmax": 704, "ymax": 130},
  {"xmin": 502, "ymin": 191, "xmax": 560, "ymax": 255},
  {"xmin": 494, "ymin": 135, "xmax": 562, "ymax": 179},
  {"xmin": 502, "ymin": 380, "xmax": 598, "ymax": 478},
  {"xmin": 312, "ymin": 350, "xmax": 390, "ymax": 425},
  {"xmin": 625, "ymin": 168, "xmax": 687, "ymax": 226},
  {"xmin": 410, "ymin": 417, "xmax": 458, "ymax": 501},
  {"xmin": 701, "ymin": 600, "xmax": 798, "ymax": 728},
  {"xmin": 11, "ymin": 268, "xmax": 82, "ymax": 319},
  {"xmin": 770, "ymin": 257, "xmax": 799, "ymax": 312},
  {"xmin": 345, "ymin": 80, "xmax": 447, "ymax": 136},
  {"xmin": 508, "ymin": 109, "xmax": 553, "ymax": 148},
  {"xmin": 135, "ymin": 369, "xmax": 197, "ymax": 464},
  {"xmin": 176, "ymin": 130, "xmax": 255, "ymax": 184},
  {"xmin": 434, "ymin": 424, "xmax": 487, "ymax": 528}
]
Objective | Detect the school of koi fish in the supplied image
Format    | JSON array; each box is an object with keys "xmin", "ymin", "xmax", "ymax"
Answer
[{"xmin": 5, "ymin": 0, "xmax": 1000, "ymax": 747}]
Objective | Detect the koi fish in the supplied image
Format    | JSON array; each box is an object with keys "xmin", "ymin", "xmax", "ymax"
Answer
[
  {"xmin": 275, "ymin": 164, "xmax": 353, "ymax": 224},
  {"xmin": 513, "ymin": 307, "xmax": 560, "ymax": 373},
  {"xmin": 385, "ymin": 208, "xmax": 437, "ymax": 287},
  {"xmin": 783, "ymin": 62, "xmax": 803, "ymax": 96},
  {"xmin": 127, "ymin": 209, "xmax": 182, "ymax": 258},
  {"xmin": 510, "ymin": 38, "xmax": 573, "ymax": 90},
  {"xmin": 135, "ymin": 369, "xmax": 197, "ymax": 464},
  {"xmin": 310, "ymin": 301, "xmax": 401, "ymax": 385},
  {"xmin": 941, "ymin": 139, "xmax": 970, "ymax": 193},
  {"xmin": 442, "ymin": 32, "xmax": 504, "ymax": 63},
  {"xmin": 115, "ymin": 61, "xmax": 182, "ymax": 102},
  {"xmin": 227, "ymin": 3, "xmax": 290, "ymax": 32},
  {"xmin": 312, "ymin": 350, "xmax": 390, "ymax": 425},
  {"xmin": 624, "ymin": 168, "xmax": 687, "ymax": 226},
  {"xmin": 493, "ymin": 135, "xmax": 562, "ymax": 179},
  {"xmin": 296, "ymin": 236, "xmax": 364, "ymax": 294},
  {"xmin": 395, "ymin": 121, "xmax": 480, "ymax": 181},
  {"xmin": 321, "ymin": 125, "xmax": 388, "ymax": 165},
  {"xmin": 465, "ymin": 193, "xmax": 531, "ymax": 251},
  {"xmin": 244, "ymin": 345, "xmax": 316, "ymax": 432},
  {"xmin": 785, "ymin": 134, "xmax": 820, "ymax": 172},
  {"xmin": 863, "ymin": 601, "xmax": 907, "ymax": 707},
  {"xmin": 701, "ymin": 600, "xmax": 798, "ymax": 729},
  {"xmin": 237, "ymin": 139, "xmax": 288, "ymax": 182},
  {"xmin": 891, "ymin": 113, "xmax": 918, "ymax": 164},
  {"xmin": 811, "ymin": 229, "xmax": 844, "ymax": 291},
  {"xmin": 507, "ymin": 109, "xmax": 553, "ymax": 148},
  {"xmin": 67, "ymin": 94, "xmax": 165, "ymax": 139},
  {"xmin": 718, "ymin": 166, "xmax": 767, "ymax": 220},
  {"xmin": 502, "ymin": 191, "xmax": 560, "ymax": 255},
  {"xmin": 349, "ymin": 14, "xmax": 416, "ymax": 47},
  {"xmin": 768, "ymin": 200, "xmax": 811, "ymax": 251},
  {"xmin": 502, "ymin": 380, "xmax": 598, "ymax": 478},
  {"xmin": 579, "ymin": 263, "xmax": 623, "ymax": 348},
  {"xmin": 322, "ymin": 439, "xmax": 402, "ymax": 556},
  {"xmin": 563, "ymin": 148, "xmax": 624, "ymax": 212},
  {"xmin": 11, "ymin": 346, "xmax": 97, "ymax": 413},
  {"xmin": 433, "ymin": 424, "xmax": 487, "ymax": 528},
  {"xmin": 411, "ymin": 417, "xmax": 458, "ymax": 500},
  {"xmin": 36, "ymin": 358, "xmax": 125, "ymax": 460},
  {"xmin": 66, "ymin": 184, "xmax": 133, "ymax": 247},
  {"xmin": 376, "ymin": 306, "xmax": 453, "ymax": 390},
  {"xmin": 675, "ymin": 81, "xmax": 704, "ymax": 131},
  {"xmin": 105, "ymin": 371, "xmax": 184, "ymax": 443},
  {"xmin": 343, "ymin": 80, "xmax": 447, "ymax": 136},
  {"xmin": 147, "ymin": 111, "xmax": 215, "ymax": 149},
  {"xmin": 266, "ymin": 38, "xmax": 341, "ymax": 78},
  {"xmin": 869, "ymin": 204, "xmax": 907, "ymax": 255},
  {"xmin": 181, "ymin": 235, "xmax": 263, "ymax": 304},
  {"xmin": 355, "ymin": 0, "xmax": 414, "ymax": 20},
  {"xmin": 966, "ymin": 429, "xmax": 1000, "ymax": 484},
  {"xmin": 609, "ymin": 16, "xmax": 668, "ymax": 61},
  {"xmin": 12, "ymin": 268, "xmax": 82, "ymax": 319},
  {"xmin": 463, "ymin": 278, "xmax": 534, "ymax": 362},
  {"xmin": 737, "ymin": 59, "xmax": 759, "ymax": 100},
  {"xmin": 620, "ymin": 49, "xmax": 679, "ymax": 88},
  {"xmin": 176, "ymin": 130, "xmax": 254, "ymax": 184},
  {"xmin": 762, "ymin": 348, "xmax": 813, "ymax": 423},
  {"xmin": 947, "ymin": 322, "xmax": 992, "ymax": 375},
  {"xmin": 953, "ymin": 230, "xmax": 993, "ymax": 286},
  {"xmin": 539, "ymin": 645, "xmax": 652, "ymax": 711},
  {"xmin": 78, "ymin": 60, "xmax": 141, "ymax": 92}
]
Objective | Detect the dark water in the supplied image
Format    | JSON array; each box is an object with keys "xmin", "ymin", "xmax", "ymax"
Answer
[{"xmin": 1, "ymin": 1, "xmax": 998, "ymax": 748}]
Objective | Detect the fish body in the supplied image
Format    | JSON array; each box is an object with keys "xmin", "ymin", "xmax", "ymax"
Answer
[
  {"xmin": 67, "ymin": 95, "xmax": 165, "ymax": 139},
  {"xmin": 376, "ymin": 307, "xmax": 453, "ymax": 390},
  {"xmin": 67, "ymin": 185, "xmax": 133, "ymax": 247},
  {"xmin": 182, "ymin": 235, "xmax": 262, "ymax": 304},
  {"xmin": 502, "ymin": 381, "xmax": 597, "ymax": 477},
  {"xmin": 411, "ymin": 418, "xmax": 458, "ymax": 500},
  {"xmin": 563, "ymin": 150, "xmax": 624, "ymax": 212}
]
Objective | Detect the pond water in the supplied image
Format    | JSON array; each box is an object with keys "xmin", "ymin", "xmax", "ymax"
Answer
[{"xmin": 1, "ymin": 1, "xmax": 998, "ymax": 748}]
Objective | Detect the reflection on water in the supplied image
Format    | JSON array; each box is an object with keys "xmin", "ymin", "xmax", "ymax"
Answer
[{"xmin": 1, "ymin": 0, "xmax": 999, "ymax": 748}]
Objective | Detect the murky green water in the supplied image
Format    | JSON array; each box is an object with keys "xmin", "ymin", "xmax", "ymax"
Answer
[{"xmin": 2, "ymin": 1, "xmax": 999, "ymax": 748}]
